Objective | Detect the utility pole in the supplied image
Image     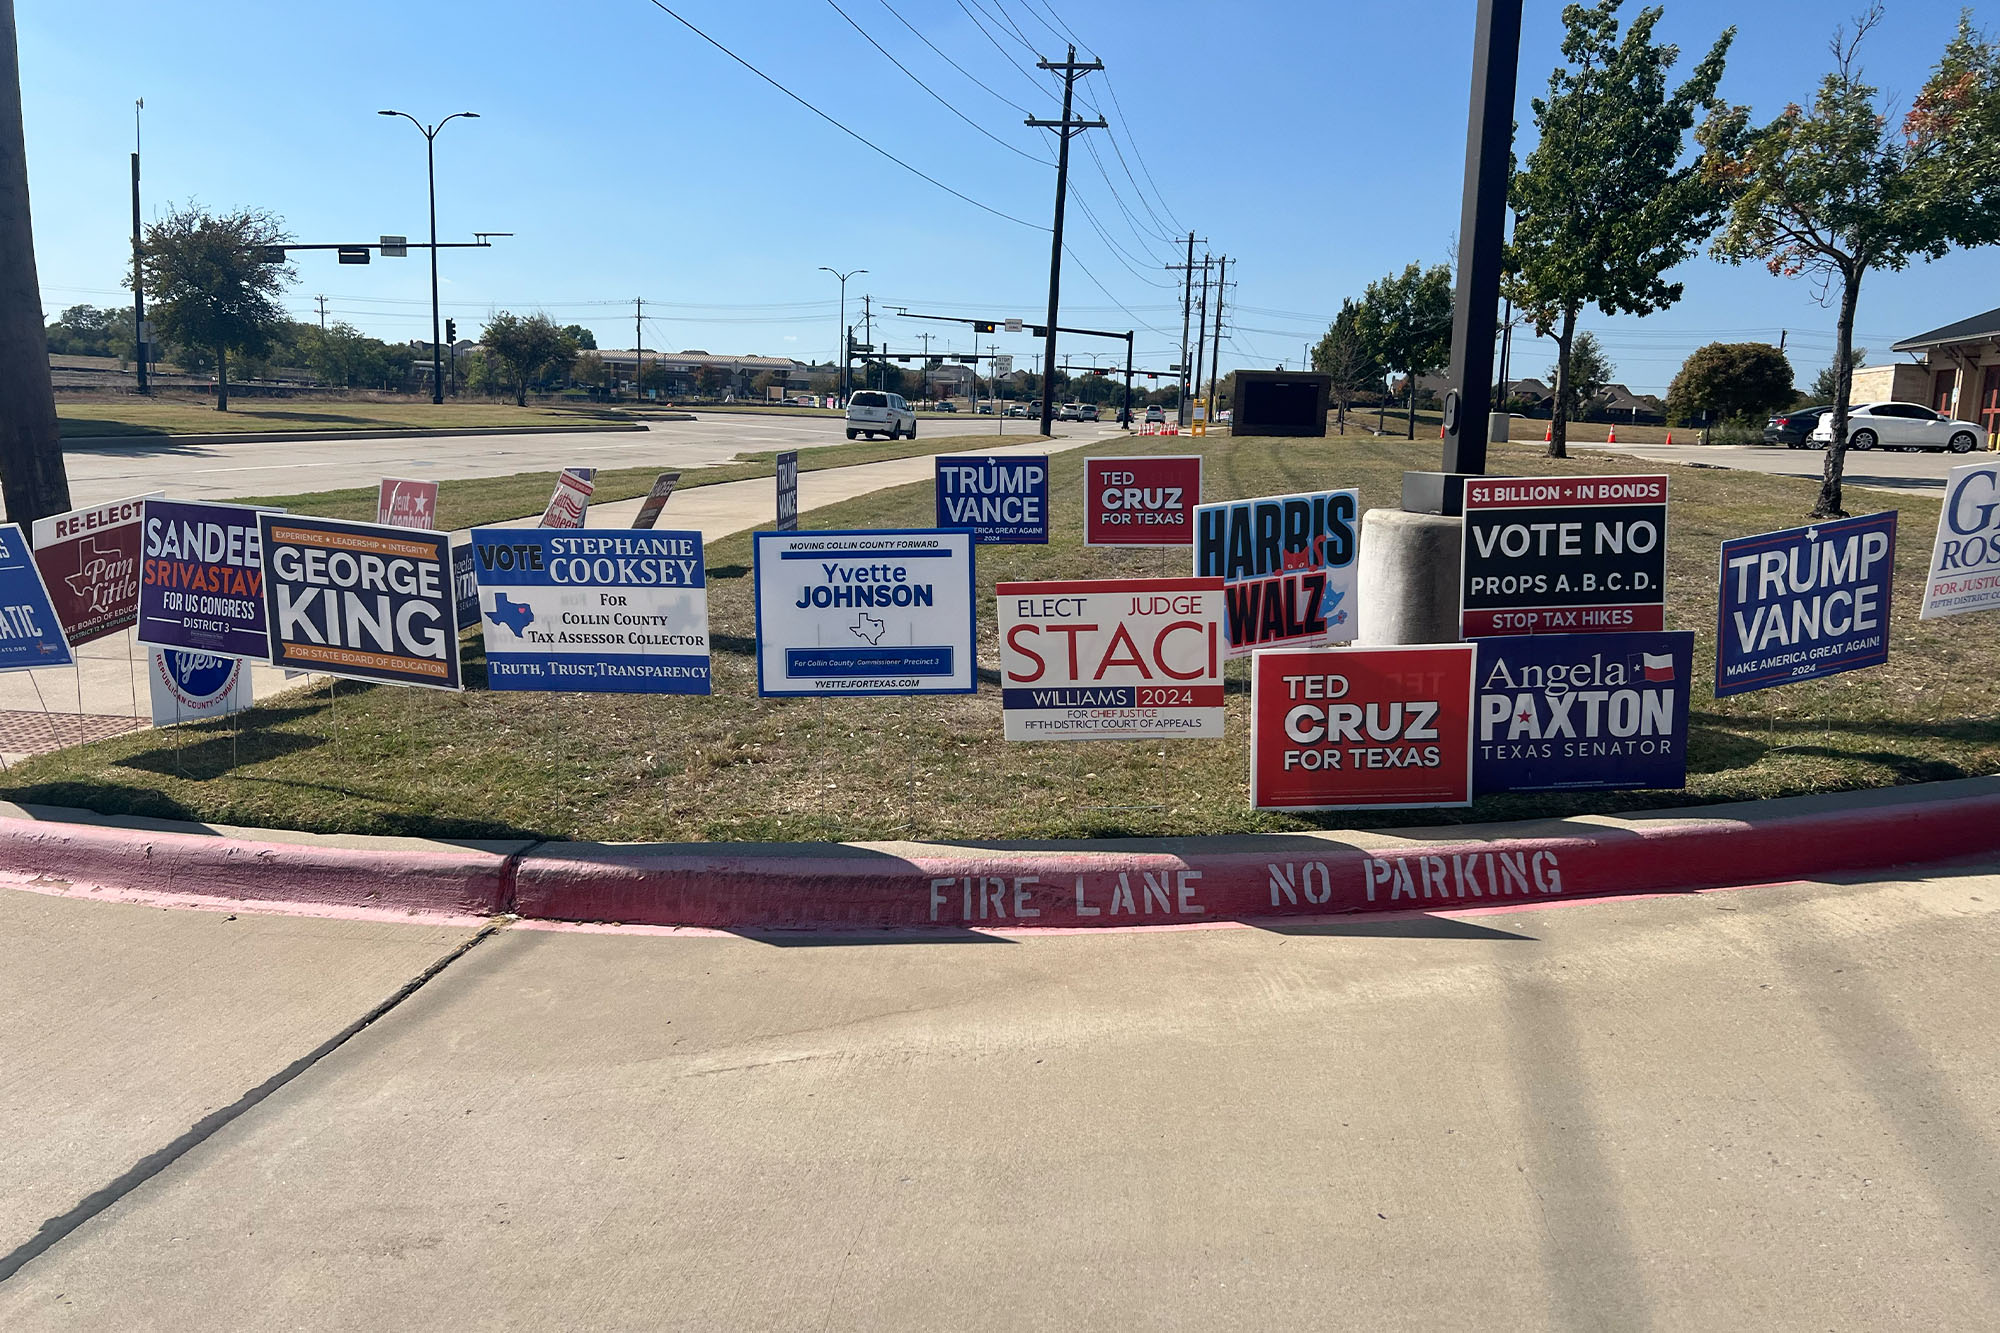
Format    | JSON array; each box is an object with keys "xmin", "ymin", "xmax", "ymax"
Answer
[
  {"xmin": 377, "ymin": 108, "xmax": 479, "ymax": 406},
  {"xmin": 634, "ymin": 296, "xmax": 645, "ymax": 399},
  {"xmin": 861, "ymin": 294, "xmax": 874, "ymax": 390},
  {"xmin": 920, "ymin": 330, "xmax": 931, "ymax": 404},
  {"xmin": 818, "ymin": 266, "xmax": 865, "ymax": 404},
  {"xmin": 131, "ymin": 97, "xmax": 147, "ymax": 394},
  {"xmin": 1026, "ymin": 44, "xmax": 1105, "ymax": 438},
  {"xmin": 1164, "ymin": 232, "xmax": 1207, "ymax": 425},
  {"xmin": 1192, "ymin": 254, "xmax": 1211, "ymax": 420},
  {"xmin": 315, "ymin": 295, "xmax": 329, "ymax": 331},
  {"xmin": 1208, "ymin": 256, "xmax": 1227, "ymax": 419}
]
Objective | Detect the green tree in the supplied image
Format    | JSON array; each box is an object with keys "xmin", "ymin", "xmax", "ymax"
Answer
[
  {"xmin": 561, "ymin": 323, "xmax": 597, "ymax": 351},
  {"xmin": 1508, "ymin": 1, "xmax": 1734, "ymax": 457},
  {"xmin": 1666, "ymin": 341, "xmax": 1796, "ymax": 424},
  {"xmin": 1808, "ymin": 347, "xmax": 1866, "ymax": 404},
  {"xmin": 480, "ymin": 311, "xmax": 576, "ymax": 406},
  {"xmin": 44, "ymin": 304, "xmax": 133, "ymax": 358},
  {"xmin": 572, "ymin": 350, "xmax": 606, "ymax": 390},
  {"xmin": 1707, "ymin": 7, "xmax": 2000, "ymax": 516},
  {"xmin": 694, "ymin": 364, "xmax": 726, "ymax": 399},
  {"xmin": 1551, "ymin": 331, "xmax": 1617, "ymax": 417},
  {"xmin": 141, "ymin": 203, "xmax": 294, "ymax": 411},
  {"xmin": 1356, "ymin": 262, "xmax": 1453, "ymax": 438},
  {"xmin": 1312, "ymin": 298, "xmax": 1383, "ymax": 434}
]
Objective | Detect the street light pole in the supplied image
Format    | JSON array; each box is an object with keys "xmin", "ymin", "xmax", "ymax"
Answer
[
  {"xmin": 819, "ymin": 266, "xmax": 865, "ymax": 403},
  {"xmin": 379, "ymin": 109, "xmax": 478, "ymax": 405}
]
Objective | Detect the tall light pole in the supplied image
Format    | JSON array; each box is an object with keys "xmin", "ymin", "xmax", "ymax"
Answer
[
  {"xmin": 819, "ymin": 266, "xmax": 864, "ymax": 403},
  {"xmin": 378, "ymin": 108, "xmax": 478, "ymax": 405}
]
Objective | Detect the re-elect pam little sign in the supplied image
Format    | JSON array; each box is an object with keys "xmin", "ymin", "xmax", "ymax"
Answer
[{"xmin": 1461, "ymin": 474, "xmax": 1667, "ymax": 636}]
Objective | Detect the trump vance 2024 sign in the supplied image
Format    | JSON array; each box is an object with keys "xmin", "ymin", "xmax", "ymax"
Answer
[
  {"xmin": 1461, "ymin": 474, "xmax": 1667, "ymax": 637},
  {"xmin": 258, "ymin": 514, "xmax": 461, "ymax": 690},
  {"xmin": 1717, "ymin": 512, "xmax": 1894, "ymax": 697},
  {"xmin": 1194, "ymin": 488, "xmax": 1358, "ymax": 657},
  {"xmin": 935, "ymin": 454, "xmax": 1048, "ymax": 544}
]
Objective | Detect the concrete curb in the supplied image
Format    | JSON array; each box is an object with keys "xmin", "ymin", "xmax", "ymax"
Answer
[
  {"xmin": 0, "ymin": 780, "xmax": 1996, "ymax": 930},
  {"xmin": 61, "ymin": 422, "xmax": 657, "ymax": 449}
]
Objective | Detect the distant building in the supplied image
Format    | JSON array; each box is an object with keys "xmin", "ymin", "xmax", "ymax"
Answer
[
  {"xmin": 596, "ymin": 349, "xmax": 808, "ymax": 396},
  {"xmin": 1887, "ymin": 307, "xmax": 2000, "ymax": 433}
]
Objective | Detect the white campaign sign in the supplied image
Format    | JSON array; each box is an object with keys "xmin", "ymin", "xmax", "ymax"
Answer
[
  {"xmin": 1922, "ymin": 460, "xmax": 2000, "ymax": 619},
  {"xmin": 148, "ymin": 647, "xmax": 251, "ymax": 726},
  {"xmin": 753, "ymin": 529, "xmax": 977, "ymax": 696}
]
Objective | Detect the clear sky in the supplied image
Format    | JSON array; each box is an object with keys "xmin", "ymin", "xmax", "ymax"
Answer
[{"xmin": 18, "ymin": 0, "xmax": 1994, "ymax": 394}]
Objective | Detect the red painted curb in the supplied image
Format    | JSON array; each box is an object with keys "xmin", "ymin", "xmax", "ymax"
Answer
[
  {"xmin": 514, "ymin": 786, "xmax": 2000, "ymax": 930},
  {"xmin": 0, "ymin": 816, "xmax": 519, "ymax": 917}
]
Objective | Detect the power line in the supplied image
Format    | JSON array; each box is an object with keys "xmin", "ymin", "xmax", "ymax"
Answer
[
  {"xmin": 873, "ymin": 0, "xmax": 1038, "ymax": 117},
  {"xmin": 953, "ymin": 0, "xmax": 1056, "ymax": 99},
  {"xmin": 1098, "ymin": 74, "xmax": 1187, "ymax": 236},
  {"xmin": 643, "ymin": 0, "xmax": 1046, "ymax": 231},
  {"xmin": 967, "ymin": 0, "xmax": 1040, "ymax": 54},
  {"xmin": 824, "ymin": 0, "xmax": 1053, "ymax": 166}
]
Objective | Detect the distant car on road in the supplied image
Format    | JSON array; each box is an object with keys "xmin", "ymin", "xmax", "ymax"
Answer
[
  {"xmin": 1765, "ymin": 405, "xmax": 1830, "ymax": 449},
  {"xmin": 1144, "ymin": 404, "xmax": 1166, "ymax": 424},
  {"xmin": 1077, "ymin": 403, "xmax": 1099, "ymax": 422},
  {"xmin": 936, "ymin": 400, "xmax": 957, "ymax": 412},
  {"xmin": 1057, "ymin": 403, "xmax": 1081, "ymax": 422},
  {"xmin": 1005, "ymin": 404, "xmax": 1029, "ymax": 418},
  {"xmin": 845, "ymin": 389, "xmax": 917, "ymax": 440},
  {"xmin": 977, "ymin": 402, "xmax": 994, "ymax": 414},
  {"xmin": 1809, "ymin": 402, "xmax": 1985, "ymax": 453}
]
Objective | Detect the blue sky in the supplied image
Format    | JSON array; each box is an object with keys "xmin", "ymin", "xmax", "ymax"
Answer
[{"xmin": 18, "ymin": 0, "xmax": 1994, "ymax": 393}]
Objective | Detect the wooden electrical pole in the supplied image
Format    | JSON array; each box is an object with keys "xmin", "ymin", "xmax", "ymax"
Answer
[{"xmin": 1026, "ymin": 45, "xmax": 1105, "ymax": 438}]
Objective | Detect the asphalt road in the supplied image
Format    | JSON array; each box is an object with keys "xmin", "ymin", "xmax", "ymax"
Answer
[
  {"xmin": 2, "ymin": 866, "xmax": 1995, "ymax": 1329},
  {"xmin": 1588, "ymin": 439, "xmax": 1986, "ymax": 495}
]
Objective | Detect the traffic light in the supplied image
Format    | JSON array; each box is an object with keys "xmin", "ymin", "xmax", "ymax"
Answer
[
  {"xmin": 444, "ymin": 318, "xmax": 456, "ymax": 343},
  {"xmin": 973, "ymin": 321, "xmax": 995, "ymax": 333}
]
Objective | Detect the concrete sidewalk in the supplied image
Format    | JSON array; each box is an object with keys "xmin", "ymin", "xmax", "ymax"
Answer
[{"xmin": 1, "ymin": 867, "xmax": 1995, "ymax": 1328}]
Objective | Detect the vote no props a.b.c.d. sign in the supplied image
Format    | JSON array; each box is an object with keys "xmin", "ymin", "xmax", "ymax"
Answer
[{"xmin": 1460, "ymin": 474, "xmax": 1667, "ymax": 637}]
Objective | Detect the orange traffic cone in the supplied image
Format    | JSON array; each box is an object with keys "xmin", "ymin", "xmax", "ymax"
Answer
[
  {"xmin": 1544, "ymin": 422, "xmax": 1552, "ymax": 443},
  {"xmin": 1665, "ymin": 430, "xmax": 1674, "ymax": 446},
  {"xmin": 1606, "ymin": 425, "xmax": 1617, "ymax": 444}
]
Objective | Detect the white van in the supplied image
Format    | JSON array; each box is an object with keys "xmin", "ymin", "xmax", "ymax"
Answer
[{"xmin": 845, "ymin": 390, "xmax": 917, "ymax": 440}]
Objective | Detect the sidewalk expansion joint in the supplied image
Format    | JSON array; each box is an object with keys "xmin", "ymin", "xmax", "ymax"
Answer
[{"xmin": 0, "ymin": 921, "xmax": 505, "ymax": 1287}]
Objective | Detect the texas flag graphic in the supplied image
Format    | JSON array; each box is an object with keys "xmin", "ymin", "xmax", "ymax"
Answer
[{"xmin": 1641, "ymin": 652, "xmax": 1676, "ymax": 682}]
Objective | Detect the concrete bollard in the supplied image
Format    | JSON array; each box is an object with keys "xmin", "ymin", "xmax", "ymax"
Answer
[{"xmin": 1356, "ymin": 508, "xmax": 1464, "ymax": 645}]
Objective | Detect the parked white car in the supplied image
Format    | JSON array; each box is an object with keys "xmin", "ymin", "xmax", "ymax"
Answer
[
  {"xmin": 1810, "ymin": 402, "xmax": 1986, "ymax": 453},
  {"xmin": 845, "ymin": 390, "xmax": 917, "ymax": 440}
]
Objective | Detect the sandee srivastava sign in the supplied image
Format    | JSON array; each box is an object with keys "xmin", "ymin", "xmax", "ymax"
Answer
[
  {"xmin": 257, "ymin": 514, "xmax": 461, "ymax": 689},
  {"xmin": 136, "ymin": 499, "xmax": 271, "ymax": 660},
  {"xmin": 753, "ymin": 528, "xmax": 976, "ymax": 695},
  {"xmin": 471, "ymin": 528, "xmax": 710, "ymax": 694},
  {"xmin": 1193, "ymin": 488, "xmax": 1358, "ymax": 657},
  {"xmin": 1716, "ymin": 512, "xmax": 1894, "ymax": 696}
]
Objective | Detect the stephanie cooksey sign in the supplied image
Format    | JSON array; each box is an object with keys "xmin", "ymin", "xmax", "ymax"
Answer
[
  {"xmin": 376, "ymin": 477, "xmax": 439, "ymax": 529},
  {"xmin": 136, "ymin": 500, "xmax": 271, "ymax": 660},
  {"xmin": 996, "ymin": 577, "xmax": 1225, "ymax": 740},
  {"xmin": 753, "ymin": 529, "xmax": 975, "ymax": 696},
  {"xmin": 31, "ymin": 492, "xmax": 157, "ymax": 646},
  {"xmin": 0, "ymin": 523, "xmax": 73, "ymax": 672},
  {"xmin": 935, "ymin": 454, "xmax": 1049, "ymax": 544},
  {"xmin": 1461, "ymin": 474, "xmax": 1667, "ymax": 636},
  {"xmin": 1921, "ymin": 461, "xmax": 2000, "ymax": 619},
  {"xmin": 471, "ymin": 529, "xmax": 710, "ymax": 694},
  {"xmin": 1194, "ymin": 488, "xmax": 1358, "ymax": 656},
  {"xmin": 1717, "ymin": 512, "xmax": 1894, "ymax": 696},
  {"xmin": 1250, "ymin": 644, "xmax": 1475, "ymax": 811},
  {"xmin": 1473, "ymin": 631, "xmax": 1692, "ymax": 794},
  {"xmin": 1084, "ymin": 455, "xmax": 1201, "ymax": 546},
  {"xmin": 257, "ymin": 515, "xmax": 461, "ymax": 689}
]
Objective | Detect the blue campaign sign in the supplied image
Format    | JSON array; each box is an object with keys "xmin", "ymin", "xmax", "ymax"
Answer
[
  {"xmin": 1474, "ymin": 631, "xmax": 1692, "ymax": 794},
  {"xmin": 752, "ymin": 528, "xmax": 976, "ymax": 696},
  {"xmin": 136, "ymin": 499, "xmax": 270, "ymax": 660},
  {"xmin": 776, "ymin": 451, "xmax": 799, "ymax": 531},
  {"xmin": 0, "ymin": 523, "xmax": 74, "ymax": 672},
  {"xmin": 934, "ymin": 454, "xmax": 1049, "ymax": 544},
  {"xmin": 1716, "ymin": 511, "xmax": 1895, "ymax": 697},
  {"xmin": 451, "ymin": 542, "xmax": 478, "ymax": 625},
  {"xmin": 470, "ymin": 529, "xmax": 710, "ymax": 694}
]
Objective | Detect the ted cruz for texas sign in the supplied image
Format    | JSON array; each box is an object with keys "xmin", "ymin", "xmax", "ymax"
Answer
[
  {"xmin": 257, "ymin": 514, "xmax": 461, "ymax": 690},
  {"xmin": 1084, "ymin": 455, "xmax": 1201, "ymax": 546}
]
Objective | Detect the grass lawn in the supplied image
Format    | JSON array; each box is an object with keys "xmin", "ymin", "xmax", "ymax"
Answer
[
  {"xmin": 1330, "ymin": 405, "xmax": 1695, "ymax": 447},
  {"xmin": 58, "ymin": 396, "xmax": 636, "ymax": 439},
  {"xmin": 6, "ymin": 434, "xmax": 1993, "ymax": 844},
  {"xmin": 230, "ymin": 432, "xmax": 1049, "ymax": 531}
]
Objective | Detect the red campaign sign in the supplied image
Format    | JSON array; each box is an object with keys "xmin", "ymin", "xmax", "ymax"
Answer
[
  {"xmin": 1084, "ymin": 455, "xmax": 1202, "ymax": 546},
  {"xmin": 1251, "ymin": 643, "xmax": 1476, "ymax": 811},
  {"xmin": 376, "ymin": 477, "xmax": 439, "ymax": 529},
  {"xmin": 30, "ymin": 492, "xmax": 156, "ymax": 646}
]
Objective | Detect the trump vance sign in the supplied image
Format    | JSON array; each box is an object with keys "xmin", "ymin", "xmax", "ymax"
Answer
[
  {"xmin": 935, "ymin": 454, "xmax": 1048, "ymax": 544},
  {"xmin": 1717, "ymin": 512, "xmax": 1894, "ymax": 696}
]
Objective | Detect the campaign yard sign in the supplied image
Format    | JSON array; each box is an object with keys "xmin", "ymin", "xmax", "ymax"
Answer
[
  {"xmin": 31, "ymin": 492, "xmax": 157, "ymax": 646},
  {"xmin": 136, "ymin": 500, "xmax": 271, "ymax": 660},
  {"xmin": 1473, "ymin": 631, "xmax": 1692, "ymax": 794},
  {"xmin": 148, "ymin": 647, "xmax": 250, "ymax": 726},
  {"xmin": 1717, "ymin": 512, "xmax": 1895, "ymax": 696},
  {"xmin": 1084, "ymin": 455, "xmax": 1201, "ymax": 546},
  {"xmin": 776, "ymin": 451, "xmax": 800, "ymax": 531},
  {"xmin": 1921, "ymin": 461, "xmax": 2000, "ymax": 619},
  {"xmin": 539, "ymin": 469, "xmax": 594, "ymax": 529},
  {"xmin": 935, "ymin": 454, "xmax": 1049, "ymax": 544},
  {"xmin": 631, "ymin": 472, "xmax": 681, "ymax": 530},
  {"xmin": 1461, "ymin": 474, "xmax": 1668, "ymax": 637},
  {"xmin": 451, "ymin": 543, "xmax": 479, "ymax": 624},
  {"xmin": 1194, "ymin": 488, "xmax": 1359, "ymax": 657},
  {"xmin": 376, "ymin": 477, "xmax": 439, "ymax": 529},
  {"xmin": 996, "ymin": 577, "xmax": 1225, "ymax": 740},
  {"xmin": 753, "ymin": 529, "xmax": 975, "ymax": 696},
  {"xmin": 257, "ymin": 515, "xmax": 461, "ymax": 690},
  {"xmin": 0, "ymin": 523, "xmax": 73, "ymax": 672},
  {"xmin": 1250, "ymin": 643, "xmax": 1474, "ymax": 811},
  {"xmin": 471, "ymin": 529, "xmax": 710, "ymax": 694}
]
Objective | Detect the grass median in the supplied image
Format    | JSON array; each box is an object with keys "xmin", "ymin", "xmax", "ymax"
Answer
[
  {"xmin": 6, "ymin": 434, "xmax": 1994, "ymax": 843},
  {"xmin": 58, "ymin": 397, "xmax": 636, "ymax": 439}
]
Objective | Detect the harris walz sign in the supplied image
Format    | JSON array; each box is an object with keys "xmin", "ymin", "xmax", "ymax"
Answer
[
  {"xmin": 1474, "ymin": 631, "xmax": 1693, "ymax": 794},
  {"xmin": 1194, "ymin": 488, "xmax": 1358, "ymax": 656},
  {"xmin": 258, "ymin": 515, "xmax": 461, "ymax": 689},
  {"xmin": 1461, "ymin": 474, "xmax": 1667, "ymax": 636},
  {"xmin": 1716, "ymin": 511, "xmax": 1894, "ymax": 697}
]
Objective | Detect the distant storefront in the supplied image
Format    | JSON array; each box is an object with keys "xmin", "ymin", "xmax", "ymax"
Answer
[{"xmin": 1888, "ymin": 307, "xmax": 2000, "ymax": 434}]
